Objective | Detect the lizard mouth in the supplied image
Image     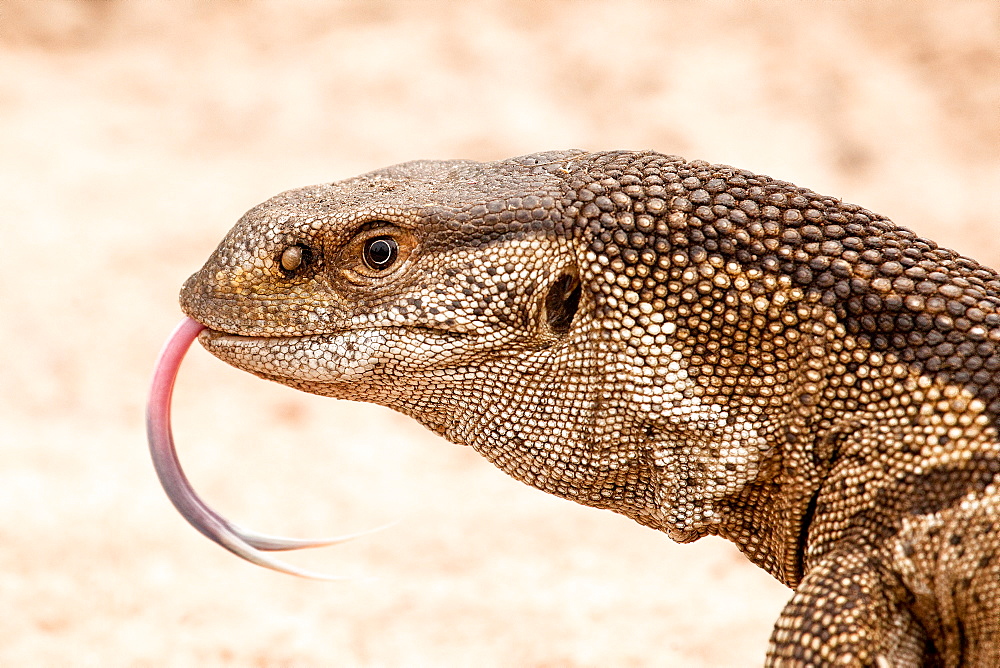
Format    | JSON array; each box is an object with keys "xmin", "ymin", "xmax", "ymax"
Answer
[
  {"xmin": 194, "ymin": 322, "xmax": 488, "ymax": 385},
  {"xmin": 145, "ymin": 317, "xmax": 385, "ymax": 579},
  {"xmin": 191, "ymin": 325, "xmax": 392, "ymax": 384}
]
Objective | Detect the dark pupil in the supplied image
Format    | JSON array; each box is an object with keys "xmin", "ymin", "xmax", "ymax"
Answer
[{"xmin": 365, "ymin": 237, "xmax": 397, "ymax": 268}]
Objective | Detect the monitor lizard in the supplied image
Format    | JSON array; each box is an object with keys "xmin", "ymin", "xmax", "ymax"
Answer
[{"xmin": 150, "ymin": 150, "xmax": 1000, "ymax": 666}]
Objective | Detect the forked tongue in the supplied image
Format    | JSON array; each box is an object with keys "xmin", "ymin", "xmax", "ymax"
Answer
[{"xmin": 146, "ymin": 317, "xmax": 377, "ymax": 580}]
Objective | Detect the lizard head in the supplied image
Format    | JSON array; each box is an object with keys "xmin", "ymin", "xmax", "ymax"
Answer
[{"xmin": 180, "ymin": 151, "xmax": 609, "ymax": 472}]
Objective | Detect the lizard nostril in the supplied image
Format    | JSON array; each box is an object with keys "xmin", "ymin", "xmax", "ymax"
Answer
[
  {"xmin": 545, "ymin": 272, "xmax": 581, "ymax": 335},
  {"xmin": 278, "ymin": 244, "xmax": 312, "ymax": 276}
]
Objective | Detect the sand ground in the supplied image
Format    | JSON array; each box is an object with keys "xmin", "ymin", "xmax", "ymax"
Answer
[{"xmin": 1, "ymin": 1, "xmax": 998, "ymax": 666}]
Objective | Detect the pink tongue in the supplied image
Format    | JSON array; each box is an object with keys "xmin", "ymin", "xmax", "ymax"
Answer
[{"xmin": 147, "ymin": 317, "xmax": 369, "ymax": 580}]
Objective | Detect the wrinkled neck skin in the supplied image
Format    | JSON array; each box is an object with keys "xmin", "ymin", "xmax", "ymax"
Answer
[{"xmin": 383, "ymin": 292, "xmax": 854, "ymax": 588}]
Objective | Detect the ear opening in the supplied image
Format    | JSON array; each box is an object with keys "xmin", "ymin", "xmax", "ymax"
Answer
[{"xmin": 544, "ymin": 271, "xmax": 582, "ymax": 335}]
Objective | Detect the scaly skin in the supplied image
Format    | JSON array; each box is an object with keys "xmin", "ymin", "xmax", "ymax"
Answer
[{"xmin": 178, "ymin": 151, "xmax": 1000, "ymax": 666}]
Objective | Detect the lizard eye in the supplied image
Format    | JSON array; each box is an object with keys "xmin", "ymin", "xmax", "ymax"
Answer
[
  {"xmin": 337, "ymin": 224, "xmax": 415, "ymax": 284},
  {"xmin": 278, "ymin": 244, "xmax": 312, "ymax": 276},
  {"xmin": 363, "ymin": 236, "xmax": 399, "ymax": 270}
]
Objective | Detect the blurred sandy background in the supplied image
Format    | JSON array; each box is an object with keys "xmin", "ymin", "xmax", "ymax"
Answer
[{"xmin": 1, "ymin": 1, "xmax": 998, "ymax": 666}]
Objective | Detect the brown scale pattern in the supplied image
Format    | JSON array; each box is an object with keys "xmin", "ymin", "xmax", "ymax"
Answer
[{"xmin": 182, "ymin": 150, "xmax": 1000, "ymax": 666}]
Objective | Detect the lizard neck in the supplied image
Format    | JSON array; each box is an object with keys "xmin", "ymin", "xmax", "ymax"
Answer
[{"xmin": 383, "ymin": 293, "xmax": 851, "ymax": 587}]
